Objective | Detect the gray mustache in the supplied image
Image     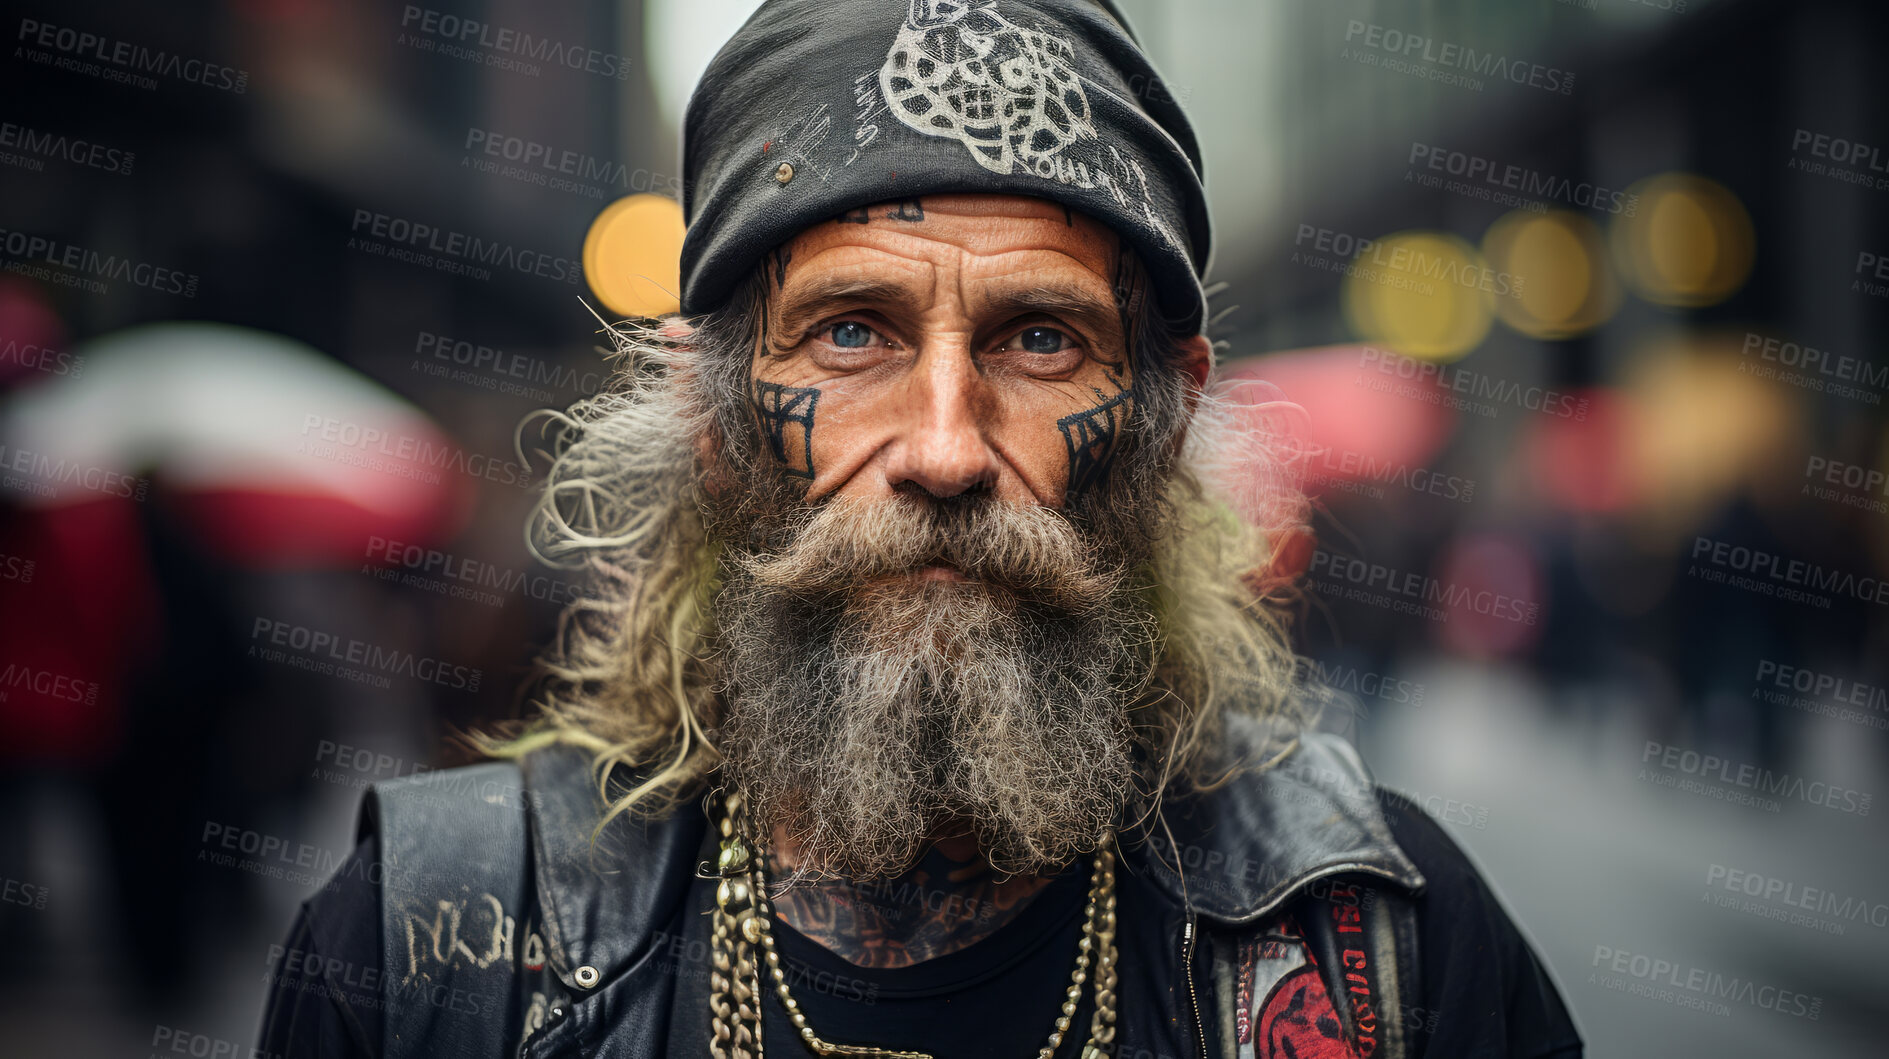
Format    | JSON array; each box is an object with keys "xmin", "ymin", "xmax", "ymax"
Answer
[{"xmin": 732, "ymin": 493, "xmax": 1123, "ymax": 612}]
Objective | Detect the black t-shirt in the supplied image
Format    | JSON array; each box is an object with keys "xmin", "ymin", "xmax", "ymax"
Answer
[{"xmin": 754, "ymin": 861, "xmax": 1099, "ymax": 1059}]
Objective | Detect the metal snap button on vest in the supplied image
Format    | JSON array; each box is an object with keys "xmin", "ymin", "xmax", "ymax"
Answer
[
  {"xmin": 573, "ymin": 964, "xmax": 600, "ymax": 988},
  {"xmin": 774, "ymin": 162, "xmax": 794, "ymax": 184}
]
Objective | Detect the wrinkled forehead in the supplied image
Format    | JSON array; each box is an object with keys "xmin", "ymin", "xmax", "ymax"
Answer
[{"xmin": 777, "ymin": 193, "xmax": 1124, "ymax": 285}]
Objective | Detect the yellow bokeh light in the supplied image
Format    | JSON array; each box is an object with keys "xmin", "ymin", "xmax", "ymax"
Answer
[
  {"xmin": 583, "ymin": 194, "xmax": 686, "ymax": 318},
  {"xmin": 1482, "ymin": 209, "xmax": 1618, "ymax": 339},
  {"xmin": 1610, "ymin": 173, "xmax": 1754, "ymax": 308},
  {"xmin": 1619, "ymin": 331, "xmax": 1798, "ymax": 539},
  {"xmin": 1340, "ymin": 230, "xmax": 1495, "ymax": 361}
]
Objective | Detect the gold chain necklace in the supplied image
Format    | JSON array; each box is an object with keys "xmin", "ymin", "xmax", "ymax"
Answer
[{"xmin": 708, "ymin": 791, "xmax": 1120, "ymax": 1059}]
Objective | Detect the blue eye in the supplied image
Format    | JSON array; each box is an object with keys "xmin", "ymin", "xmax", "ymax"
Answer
[
  {"xmin": 1014, "ymin": 327, "xmax": 1072, "ymax": 354},
  {"xmin": 829, "ymin": 321, "xmax": 875, "ymax": 348}
]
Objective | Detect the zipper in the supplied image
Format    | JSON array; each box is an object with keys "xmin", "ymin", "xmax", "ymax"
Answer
[{"xmin": 1180, "ymin": 911, "xmax": 1208, "ymax": 1059}]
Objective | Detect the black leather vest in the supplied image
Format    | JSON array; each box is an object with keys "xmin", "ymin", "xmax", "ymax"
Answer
[{"xmin": 359, "ymin": 720, "xmax": 1425, "ymax": 1059}]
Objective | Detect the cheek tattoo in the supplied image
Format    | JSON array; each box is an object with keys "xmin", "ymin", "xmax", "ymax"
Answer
[
  {"xmin": 1057, "ymin": 367, "xmax": 1133, "ymax": 498},
  {"xmin": 747, "ymin": 275, "xmax": 819, "ymax": 479},
  {"xmin": 1056, "ymin": 245, "xmax": 1147, "ymax": 500},
  {"xmin": 751, "ymin": 378, "xmax": 820, "ymax": 479}
]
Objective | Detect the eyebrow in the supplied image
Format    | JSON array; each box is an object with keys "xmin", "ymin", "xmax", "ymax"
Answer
[
  {"xmin": 774, "ymin": 277, "xmax": 913, "ymax": 343},
  {"xmin": 982, "ymin": 282, "xmax": 1125, "ymax": 349}
]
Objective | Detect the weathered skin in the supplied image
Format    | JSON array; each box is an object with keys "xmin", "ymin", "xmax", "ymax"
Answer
[{"xmin": 749, "ymin": 192, "xmax": 1209, "ymax": 967}]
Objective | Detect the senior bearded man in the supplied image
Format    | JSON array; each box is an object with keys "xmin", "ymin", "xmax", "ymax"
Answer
[{"xmin": 260, "ymin": 1, "xmax": 1580, "ymax": 1057}]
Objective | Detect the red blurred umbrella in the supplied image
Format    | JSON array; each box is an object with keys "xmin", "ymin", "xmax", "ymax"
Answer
[
  {"xmin": 1222, "ymin": 343, "xmax": 1458, "ymax": 495},
  {"xmin": 0, "ymin": 321, "xmax": 469, "ymax": 563},
  {"xmin": 0, "ymin": 322, "xmax": 468, "ymax": 762}
]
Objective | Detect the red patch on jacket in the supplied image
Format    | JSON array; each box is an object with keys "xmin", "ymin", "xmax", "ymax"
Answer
[{"xmin": 1255, "ymin": 965, "xmax": 1364, "ymax": 1059}]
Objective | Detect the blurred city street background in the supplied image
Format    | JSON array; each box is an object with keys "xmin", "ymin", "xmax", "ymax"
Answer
[{"xmin": 1, "ymin": 1, "xmax": 1885, "ymax": 1056}]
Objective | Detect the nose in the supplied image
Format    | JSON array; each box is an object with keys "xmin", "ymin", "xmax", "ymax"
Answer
[{"xmin": 882, "ymin": 345, "xmax": 1000, "ymax": 498}]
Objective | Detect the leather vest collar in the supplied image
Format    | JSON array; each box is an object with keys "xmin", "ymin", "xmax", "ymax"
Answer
[
  {"xmin": 1120, "ymin": 724, "xmax": 1426, "ymax": 927},
  {"xmin": 518, "ymin": 718, "xmax": 1424, "ymax": 990}
]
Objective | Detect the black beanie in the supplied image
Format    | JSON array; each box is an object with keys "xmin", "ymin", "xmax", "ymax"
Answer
[{"xmin": 679, "ymin": 0, "xmax": 1211, "ymax": 334}]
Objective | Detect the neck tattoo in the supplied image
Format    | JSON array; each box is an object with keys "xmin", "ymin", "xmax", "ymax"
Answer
[
  {"xmin": 766, "ymin": 833, "xmax": 1059, "ymax": 969},
  {"xmin": 708, "ymin": 790, "xmax": 1121, "ymax": 1059}
]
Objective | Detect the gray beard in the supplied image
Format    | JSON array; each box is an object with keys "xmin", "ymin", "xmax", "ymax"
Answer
[{"xmin": 709, "ymin": 500, "xmax": 1158, "ymax": 880}]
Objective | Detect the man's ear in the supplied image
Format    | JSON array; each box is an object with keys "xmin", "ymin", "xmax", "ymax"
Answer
[
  {"xmin": 1161, "ymin": 333, "xmax": 1213, "ymax": 457},
  {"xmin": 1176, "ymin": 333, "xmax": 1212, "ymax": 398}
]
